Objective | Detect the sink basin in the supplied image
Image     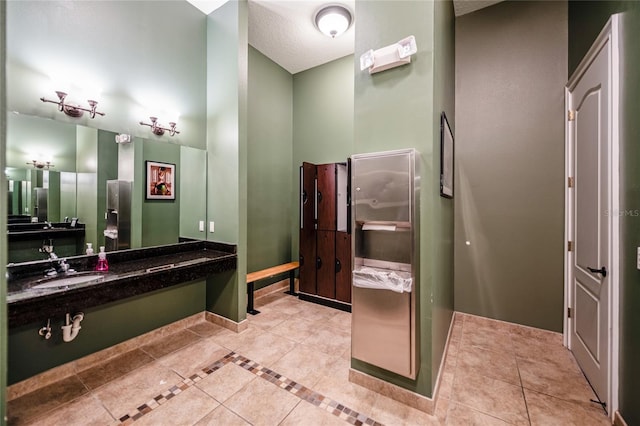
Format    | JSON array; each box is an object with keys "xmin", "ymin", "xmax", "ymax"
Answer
[{"xmin": 31, "ymin": 273, "xmax": 105, "ymax": 289}]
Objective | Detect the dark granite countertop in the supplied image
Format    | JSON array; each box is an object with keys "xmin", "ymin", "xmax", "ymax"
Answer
[
  {"xmin": 7, "ymin": 240, "xmax": 237, "ymax": 328},
  {"xmin": 8, "ymin": 222, "xmax": 86, "ymax": 242}
]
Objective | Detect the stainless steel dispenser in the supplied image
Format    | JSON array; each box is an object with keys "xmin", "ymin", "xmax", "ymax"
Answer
[
  {"xmin": 33, "ymin": 187, "xmax": 48, "ymax": 222},
  {"xmin": 104, "ymin": 180, "xmax": 132, "ymax": 252},
  {"xmin": 351, "ymin": 148, "xmax": 419, "ymax": 379}
]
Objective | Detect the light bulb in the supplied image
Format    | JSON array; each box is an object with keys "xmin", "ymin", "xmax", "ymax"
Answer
[{"xmin": 315, "ymin": 6, "xmax": 352, "ymax": 38}]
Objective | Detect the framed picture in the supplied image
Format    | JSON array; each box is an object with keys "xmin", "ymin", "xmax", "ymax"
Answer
[
  {"xmin": 146, "ymin": 161, "xmax": 176, "ymax": 200},
  {"xmin": 440, "ymin": 112, "xmax": 454, "ymax": 198}
]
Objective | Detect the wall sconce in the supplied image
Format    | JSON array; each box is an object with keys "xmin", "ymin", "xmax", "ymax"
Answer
[
  {"xmin": 40, "ymin": 91, "xmax": 105, "ymax": 119},
  {"xmin": 314, "ymin": 5, "xmax": 352, "ymax": 38},
  {"xmin": 27, "ymin": 160, "xmax": 54, "ymax": 169},
  {"xmin": 139, "ymin": 117, "xmax": 180, "ymax": 137},
  {"xmin": 360, "ymin": 35, "xmax": 418, "ymax": 74}
]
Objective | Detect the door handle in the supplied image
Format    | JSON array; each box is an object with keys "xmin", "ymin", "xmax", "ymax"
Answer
[
  {"xmin": 317, "ymin": 191, "xmax": 323, "ymax": 203},
  {"xmin": 316, "ymin": 257, "xmax": 322, "ymax": 270},
  {"xmin": 335, "ymin": 259, "xmax": 342, "ymax": 273},
  {"xmin": 303, "ymin": 190, "xmax": 308, "ymax": 204},
  {"xmin": 299, "ymin": 254, "xmax": 304, "ymax": 266},
  {"xmin": 587, "ymin": 266, "xmax": 607, "ymax": 277}
]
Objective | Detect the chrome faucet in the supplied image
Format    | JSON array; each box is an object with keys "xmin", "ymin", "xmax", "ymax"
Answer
[
  {"xmin": 42, "ymin": 221, "xmax": 54, "ymax": 229},
  {"xmin": 39, "ymin": 239, "xmax": 55, "ymax": 256},
  {"xmin": 57, "ymin": 258, "xmax": 73, "ymax": 273},
  {"xmin": 44, "ymin": 257, "xmax": 74, "ymax": 277}
]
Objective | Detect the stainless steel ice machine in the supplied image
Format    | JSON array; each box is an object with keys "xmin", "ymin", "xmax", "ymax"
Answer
[{"xmin": 351, "ymin": 148, "xmax": 419, "ymax": 379}]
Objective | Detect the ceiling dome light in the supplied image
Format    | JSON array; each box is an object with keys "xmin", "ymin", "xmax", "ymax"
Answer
[{"xmin": 315, "ymin": 5, "xmax": 352, "ymax": 38}]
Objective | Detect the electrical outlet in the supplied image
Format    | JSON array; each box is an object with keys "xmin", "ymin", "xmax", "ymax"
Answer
[
  {"xmin": 199, "ymin": 221, "xmax": 204, "ymax": 232},
  {"xmin": 637, "ymin": 247, "xmax": 640, "ymax": 270},
  {"xmin": 209, "ymin": 221, "xmax": 215, "ymax": 233}
]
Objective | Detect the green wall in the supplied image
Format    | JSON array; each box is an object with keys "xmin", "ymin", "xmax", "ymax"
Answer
[
  {"xmin": 6, "ymin": 1, "xmax": 207, "ymax": 147},
  {"xmin": 6, "ymin": 114, "xmax": 77, "ymax": 171},
  {"xmin": 205, "ymin": 1, "xmax": 248, "ymax": 322},
  {"xmin": 352, "ymin": 0, "xmax": 454, "ymax": 398},
  {"xmin": 76, "ymin": 126, "xmax": 99, "ymax": 249},
  {"xmin": 7, "ymin": 280, "xmax": 206, "ymax": 385},
  {"xmin": 96, "ymin": 130, "xmax": 119, "ymax": 248},
  {"xmin": 141, "ymin": 140, "xmax": 180, "ymax": 247},
  {"xmin": 247, "ymin": 46, "xmax": 293, "ymax": 281},
  {"xmin": 618, "ymin": 5, "xmax": 640, "ymax": 423},
  {"xmin": 75, "ymin": 128, "xmax": 118, "ymax": 249},
  {"xmin": 431, "ymin": 0, "xmax": 456, "ymax": 389},
  {"xmin": 291, "ymin": 55, "xmax": 354, "ymax": 258},
  {"xmin": 569, "ymin": 2, "xmax": 640, "ymax": 422},
  {"xmin": 454, "ymin": 1, "xmax": 567, "ymax": 332},
  {"xmin": 179, "ymin": 146, "xmax": 208, "ymax": 240},
  {"xmin": 568, "ymin": 1, "xmax": 631, "ymax": 75},
  {"xmin": 45, "ymin": 171, "xmax": 61, "ymax": 223},
  {"xmin": 1, "ymin": 0, "xmax": 8, "ymax": 419}
]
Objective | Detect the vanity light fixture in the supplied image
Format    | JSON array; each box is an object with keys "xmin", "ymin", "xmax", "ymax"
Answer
[
  {"xmin": 360, "ymin": 35, "xmax": 418, "ymax": 74},
  {"xmin": 27, "ymin": 160, "xmax": 55, "ymax": 170},
  {"xmin": 40, "ymin": 91, "xmax": 105, "ymax": 119},
  {"xmin": 314, "ymin": 5, "xmax": 352, "ymax": 38},
  {"xmin": 139, "ymin": 117, "xmax": 180, "ymax": 137}
]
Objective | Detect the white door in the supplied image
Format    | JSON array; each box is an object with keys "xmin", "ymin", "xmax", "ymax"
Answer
[{"xmin": 567, "ymin": 31, "xmax": 613, "ymax": 408}]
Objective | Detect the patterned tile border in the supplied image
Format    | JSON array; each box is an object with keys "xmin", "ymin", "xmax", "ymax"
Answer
[{"xmin": 118, "ymin": 352, "xmax": 384, "ymax": 426}]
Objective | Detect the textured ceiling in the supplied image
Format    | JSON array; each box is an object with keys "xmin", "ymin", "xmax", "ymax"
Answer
[
  {"xmin": 248, "ymin": 0, "xmax": 355, "ymax": 74},
  {"xmin": 187, "ymin": 0, "xmax": 503, "ymax": 75}
]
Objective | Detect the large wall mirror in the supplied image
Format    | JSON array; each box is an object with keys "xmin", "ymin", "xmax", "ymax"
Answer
[{"xmin": 6, "ymin": 113, "xmax": 207, "ymax": 263}]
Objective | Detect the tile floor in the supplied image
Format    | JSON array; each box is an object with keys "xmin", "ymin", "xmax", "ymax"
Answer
[{"xmin": 7, "ymin": 291, "xmax": 611, "ymax": 425}]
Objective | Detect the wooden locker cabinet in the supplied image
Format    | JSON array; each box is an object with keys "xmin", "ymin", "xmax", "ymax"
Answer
[
  {"xmin": 316, "ymin": 231, "xmax": 336, "ymax": 299},
  {"xmin": 335, "ymin": 232, "xmax": 351, "ymax": 303},
  {"xmin": 299, "ymin": 162, "xmax": 317, "ymax": 294},
  {"xmin": 299, "ymin": 229, "xmax": 317, "ymax": 294},
  {"xmin": 317, "ymin": 164, "xmax": 337, "ymax": 231},
  {"xmin": 299, "ymin": 161, "xmax": 351, "ymax": 308}
]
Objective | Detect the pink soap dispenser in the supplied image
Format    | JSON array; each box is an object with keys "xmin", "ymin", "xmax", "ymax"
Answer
[{"xmin": 95, "ymin": 246, "xmax": 109, "ymax": 272}]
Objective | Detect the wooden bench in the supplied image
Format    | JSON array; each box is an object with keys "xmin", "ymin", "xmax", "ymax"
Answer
[{"xmin": 246, "ymin": 261, "xmax": 299, "ymax": 315}]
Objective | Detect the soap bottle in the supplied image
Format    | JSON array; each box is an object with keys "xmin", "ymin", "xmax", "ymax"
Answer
[
  {"xmin": 95, "ymin": 246, "xmax": 109, "ymax": 272},
  {"xmin": 86, "ymin": 243, "xmax": 94, "ymax": 256}
]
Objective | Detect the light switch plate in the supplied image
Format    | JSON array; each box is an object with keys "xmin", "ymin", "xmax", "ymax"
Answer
[
  {"xmin": 637, "ymin": 247, "xmax": 640, "ymax": 270},
  {"xmin": 209, "ymin": 221, "xmax": 215, "ymax": 233},
  {"xmin": 199, "ymin": 221, "xmax": 204, "ymax": 232}
]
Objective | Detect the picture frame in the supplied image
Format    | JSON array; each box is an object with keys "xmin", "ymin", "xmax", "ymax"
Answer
[
  {"xmin": 146, "ymin": 161, "xmax": 176, "ymax": 200},
  {"xmin": 440, "ymin": 112, "xmax": 454, "ymax": 198}
]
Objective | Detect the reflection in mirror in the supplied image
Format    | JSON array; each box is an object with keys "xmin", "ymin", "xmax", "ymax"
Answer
[{"xmin": 6, "ymin": 113, "xmax": 207, "ymax": 262}]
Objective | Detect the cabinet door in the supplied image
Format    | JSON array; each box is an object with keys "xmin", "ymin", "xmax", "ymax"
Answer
[
  {"xmin": 299, "ymin": 228, "xmax": 317, "ymax": 294},
  {"xmin": 317, "ymin": 164, "xmax": 336, "ymax": 231},
  {"xmin": 335, "ymin": 232, "xmax": 351, "ymax": 303},
  {"xmin": 316, "ymin": 230, "xmax": 336, "ymax": 299},
  {"xmin": 300, "ymin": 162, "xmax": 317, "ymax": 232}
]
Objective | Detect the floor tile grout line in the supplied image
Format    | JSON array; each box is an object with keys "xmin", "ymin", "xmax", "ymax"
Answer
[
  {"xmin": 454, "ymin": 319, "xmax": 532, "ymax": 425},
  {"xmin": 514, "ymin": 354, "xmax": 533, "ymax": 425},
  {"xmin": 115, "ymin": 350, "xmax": 385, "ymax": 426},
  {"xmin": 117, "ymin": 352, "xmax": 235, "ymax": 424}
]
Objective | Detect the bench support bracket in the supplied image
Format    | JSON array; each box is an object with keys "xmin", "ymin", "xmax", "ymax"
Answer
[
  {"xmin": 247, "ymin": 281, "xmax": 261, "ymax": 315},
  {"xmin": 284, "ymin": 270, "xmax": 298, "ymax": 296}
]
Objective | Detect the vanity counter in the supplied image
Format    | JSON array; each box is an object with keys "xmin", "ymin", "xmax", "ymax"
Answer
[{"xmin": 7, "ymin": 240, "xmax": 237, "ymax": 328}]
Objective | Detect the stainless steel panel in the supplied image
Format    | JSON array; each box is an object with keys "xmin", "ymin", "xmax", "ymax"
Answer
[
  {"xmin": 352, "ymin": 286, "xmax": 413, "ymax": 377},
  {"xmin": 350, "ymin": 149, "xmax": 419, "ymax": 380},
  {"xmin": 105, "ymin": 180, "xmax": 132, "ymax": 251},
  {"xmin": 352, "ymin": 151, "xmax": 412, "ymax": 223},
  {"xmin": 34, "ymin": 187, "xmax": 48, "ymax": 222}
]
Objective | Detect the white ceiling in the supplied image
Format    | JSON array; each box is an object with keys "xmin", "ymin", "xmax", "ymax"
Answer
[{"xmin": 187, "ymin": 0, "xmax": 504, "ymax": 75}]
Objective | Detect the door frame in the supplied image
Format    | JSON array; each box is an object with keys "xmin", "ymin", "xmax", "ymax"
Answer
[{"xmin": 564, "ymin": 14, "xmax": 619, "ymax": 419}]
